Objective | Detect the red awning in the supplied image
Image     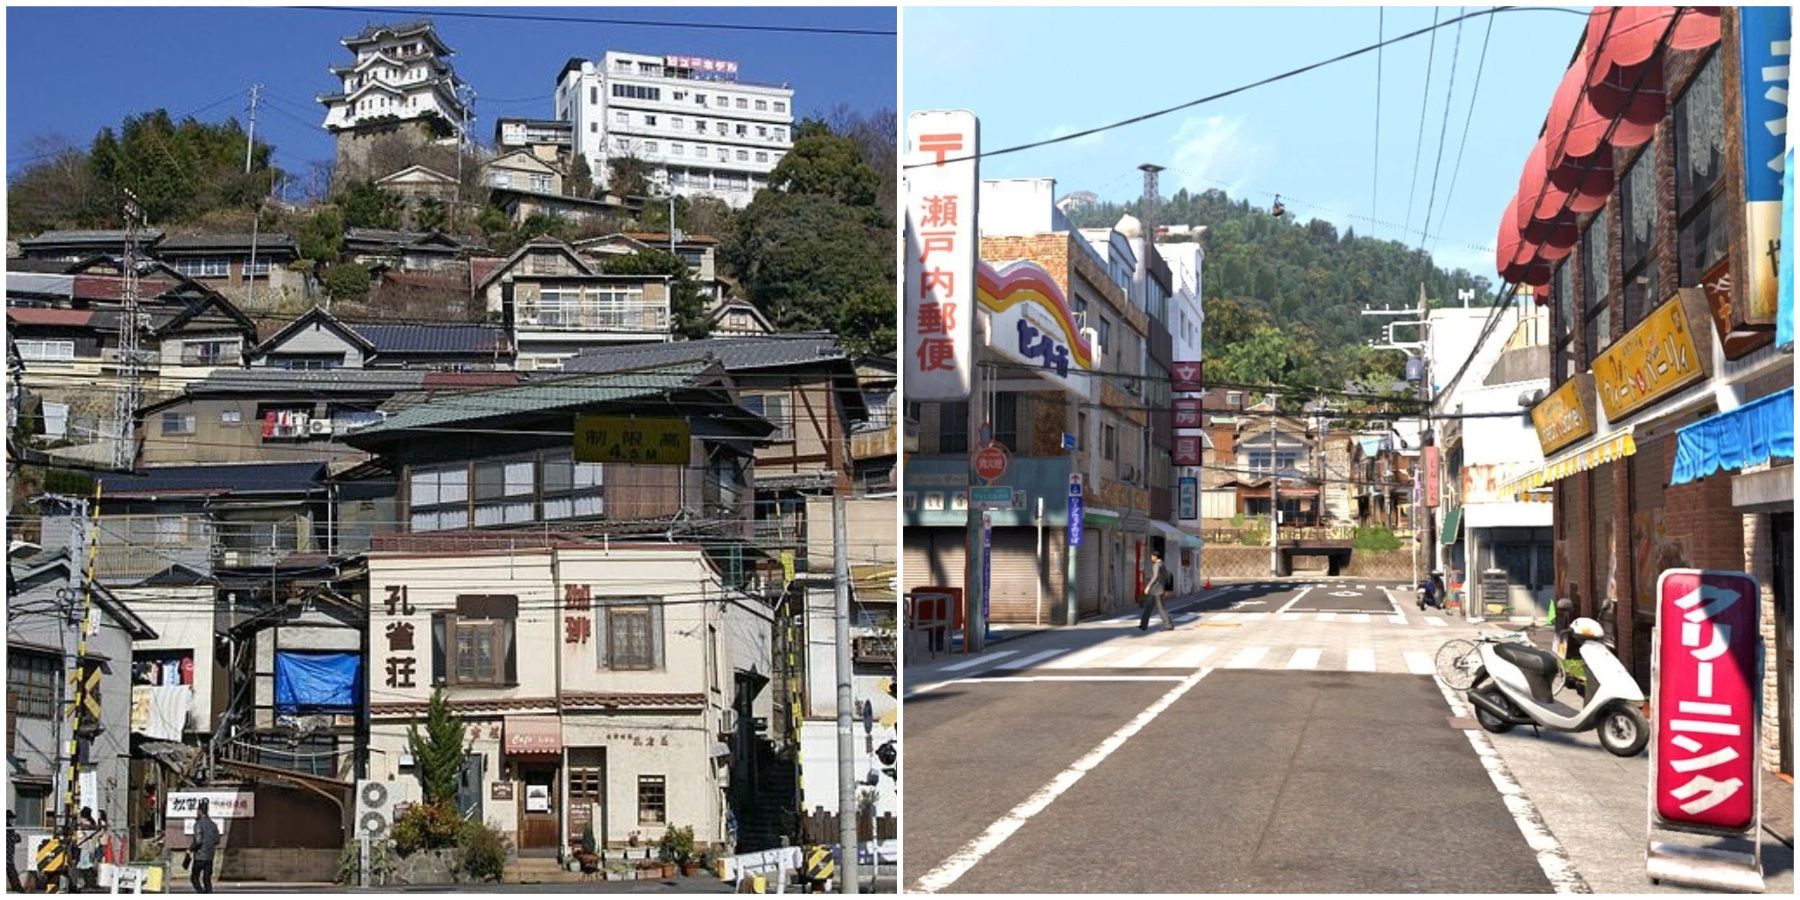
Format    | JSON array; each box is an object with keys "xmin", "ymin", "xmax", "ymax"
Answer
[
  {"xmin": 504, "ymin": 716, "xmax": 562, "ymax": 756},
  {"xmin": 1587, "ymin": 7, "xmax": 1721, "ymax": 86},
  {"xmin": 1543, "ymin": 62, "xmax": 1616, "ymax": 209}
]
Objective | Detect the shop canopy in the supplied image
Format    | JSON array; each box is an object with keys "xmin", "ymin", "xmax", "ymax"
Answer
[
  {"xmin": 1500, "ymin": 427, "xmax": 1638, "ymax": 499},
  {"xmin": 1439, "ymin": 507, "xmax": 1463, "ymax": 545},
  {"xmin": 1669, "ymin": 388, "xmax": 1795, "ymax": 486}
]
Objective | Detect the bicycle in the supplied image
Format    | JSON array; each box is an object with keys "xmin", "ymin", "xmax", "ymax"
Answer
[{"xmin": 1434, "ymin": 624, "xmax": 1570, "ymax": 695}]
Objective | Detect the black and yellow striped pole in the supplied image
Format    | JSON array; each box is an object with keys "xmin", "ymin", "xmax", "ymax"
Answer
[{"xmin": 61, "ymin": 482, "xmax": 102, "ymax": 850}]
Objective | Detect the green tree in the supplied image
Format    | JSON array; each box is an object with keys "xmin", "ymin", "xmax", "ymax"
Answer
[
  {"xmin": 607, "ymin": 155, "xmax": 647, "ymax": 199},
  {"xmin": 83, "ymin": 109, "xmax": 279, "ymax": 225},
  {"xmin": 336, "ymin": 180, "xmax": 403, "ymax": 230},
  {"xmin": 296, "ymin": 207, "xmax": 344, "ymax": 263},
  {"xmin": 600, "ymin": 248, "xmax": 711, "ymax": 340},
  {"xmin": 725, "ymin": 191, "xmax": 893, "ymax": 354},
  {"xmin": 567, "ymin": 155, "xmax": 594, "ymax": 199},
  {"xmin": 323, "ymin": 262, "xmax": 371, "ymax": 303},
  {"xmin": 406, "ymin": 688, "xmax": 467, "ymax": 806},
  {"xmin": 414, "ymin": 197, "xmax": 448, "ymax": 232},
  {"xmin": 766, "ymin": 128, "xmax": 880, "ymax": 207}
]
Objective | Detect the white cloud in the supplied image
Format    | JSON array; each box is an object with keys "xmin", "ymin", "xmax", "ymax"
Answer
[{"xmin": 1167, "ymin": 114, "xmax": 1258, "ymax": 195}]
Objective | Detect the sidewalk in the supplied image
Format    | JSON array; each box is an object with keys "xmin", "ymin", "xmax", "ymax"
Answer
[{"xmin": 1483, "ymin": 724, "xmax": 1794, "ymax": 893}]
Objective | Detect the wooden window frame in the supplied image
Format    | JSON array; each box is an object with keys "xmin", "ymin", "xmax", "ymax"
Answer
[
  {"xmin": 637, "ymin": 775, "xmax": 667, "ymax": 826},
  {"xmin": 1673, "ymin": 49, "xmax": 1728, "ymax": 286}
]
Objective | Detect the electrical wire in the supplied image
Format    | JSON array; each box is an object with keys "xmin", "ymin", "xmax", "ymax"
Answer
[
  {"xmin": 1401, "ymin": 6, "xmax": 1443, "ymax": 243},
  {"xmin": 1372, "ymin": 7, "xmax": 1384, "ymax": 241},
  {"xmin": 1429, "ymin": 10, "xmax": 1497, "ymax": 255},
  {"xmin": 1416, "ymin": 7, "xmax": 1466, "ymax": 247}
]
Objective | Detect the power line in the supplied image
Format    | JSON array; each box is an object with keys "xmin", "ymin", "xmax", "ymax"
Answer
[
  {"xmin": 1372, "ymin": 7, "xmax": 1384, "ymax": 240},
  {"xmin": 904, "ymin": 6, "xmax": 1587, "ymax": 170},
  {"xmin": 296, "ymin": 6, "xmax": 895, "ymax": 37},
  {"xmin": 1429, "ymin": 9, "xmax": 1497, "ymax": 255},
  {"xmin": 1416, "ymin": 7, "xmax": 1466, "ymax": 247},
  {"xmin": 1401, "ymin": 6, "xmax": 1442, "ymax": 243}
]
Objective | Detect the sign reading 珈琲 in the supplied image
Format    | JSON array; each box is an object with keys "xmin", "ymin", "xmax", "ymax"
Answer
[
  {"xmin": 573, "ymin": 415, "xmax": 691, "ymax": 465},
  {"xmin": 905, "ymin": 110, "xmax": 979, "ymax": 402}
]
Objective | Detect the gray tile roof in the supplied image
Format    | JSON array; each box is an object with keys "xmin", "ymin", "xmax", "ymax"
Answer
[
  {"xmin": 355, "ymin": 323, "xmax": 509, "ymax": 356},
  {"xmin": 18, "ymin": 229, "xmax": 164, "ymax": 246},
  {"xmin": 104, "ymin": 462, "xmax": 327, "ymax": 497},
  {"xmin": 158, "ymin": 233, "xmax": 298, "ymax": 253},
  {"xmin": 562, "ymin": 334, "xmax": 846, "ymax": 374},
  {"xmin": 184, "ymin": 368, "xmax": 430, "ymax": 393},
  {"xmin": 350, "ymin": 361, "xmax": 713, "ymax": 437}
]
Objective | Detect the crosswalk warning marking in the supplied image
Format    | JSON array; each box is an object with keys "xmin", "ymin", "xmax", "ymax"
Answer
[
  {"xmin": 1425, "ymin": 617, "xmax": 1449, "ymax": 627},
  {"xmin": 1350, "ymin": 614, "xmax": 1372, "ymax": 624},
  {"xmin": 1404, "ymin": 651, "xmax": 1435, "ymax": 675},
  {"xmin": 1280, "ymin": 612, "xmax": 1303, "ymax": 622},
  {"xmin": 1044, "ymin": 646, "xmax": 1117, "ymax": 669},
  {"xmin": 1114, "ymin": 647, "xmax": 1171, "ymax": 668},
  {"xmin": 1225, "ymin": 646, "xmax": 1270, "ymax": 668},
  {"xmin": 942, "ymin": 650, "xmax": 1014, "ymax": 672},
  {"xmin": 1347, "ymin": 648, "xmax": 1377, "ymax": 671},
  {"xmin": 1388, "ymin": 615, "xmax": 1408, "ymax": 626},
  {"xmin": 1317, "ymin": 612, "xmax": 1337, "ymax": 622},
  {"xmin": 999, "ymin": 649, "xmax": 1067, "ymax": 671},
  {"xmin": 1167, "ymin": 645, "xmax": 1218, "ymax": 667},
  {"xmin": 1285, "ymin": 648, "xmax": 1322, "ymax": 670}
]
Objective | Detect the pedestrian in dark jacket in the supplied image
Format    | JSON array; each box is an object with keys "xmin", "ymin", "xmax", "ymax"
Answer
[
  {"xmin": 1138, "ymin": 551, "xmax": 1175, "ymax": 631},
  {"xmin": 188, "ymin": 800, "xmax": 220, "ymax": 894}
]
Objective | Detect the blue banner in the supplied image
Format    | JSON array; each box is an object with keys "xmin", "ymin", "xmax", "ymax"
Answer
[
  {"xmin": 1741, "ymin": 7, "xmax": 1790, "ymax": 203},
  {"xmin": 1067, "ymin": 496, "xmax": 1084, "ymax": 546},
  {"xmin": 980, "ymin": 514, "xmax": 992, "ymax": 628},
  {"xmin": 274, "ymin": 651, "xmax": 361, "ymax": 713}
]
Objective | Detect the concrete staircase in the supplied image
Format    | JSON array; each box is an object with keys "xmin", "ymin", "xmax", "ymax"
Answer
[{"xmin": 504, "ymin": 856, "xmax": 588, "ymax": 884}]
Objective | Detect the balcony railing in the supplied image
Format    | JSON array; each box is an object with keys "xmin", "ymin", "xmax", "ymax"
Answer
[{"xmin": 518, "ymin": 297, "xmax": 670, "ymax": 332}]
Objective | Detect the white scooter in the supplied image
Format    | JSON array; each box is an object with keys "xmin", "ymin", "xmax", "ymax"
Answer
[{"xmin": 1465, "ymin": 616, "xmax": 1650, "ymax": 757}]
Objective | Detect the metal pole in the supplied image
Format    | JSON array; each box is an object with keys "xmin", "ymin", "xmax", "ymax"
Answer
[
  {"xmin": 1269, "ymin": 414, "xmax": 1278, "ymax": 576},
  {"xmin": 831, "ymin": 491, "xmax": 858, "ymax": 894},
  {"xmin": 1035, "ymin": 497, "xmax": 1044, "ymax": 626},
  {"xmin": 1418, "ymin": 282, "xmax": 1432, "ymax": 595},
  {"xmin": 243, "ymin": 84, "xmax": 259, "ymax": 175},
  {"xmin": 963, "ymin": 318, "xmax": 987, "ymax": 654}
]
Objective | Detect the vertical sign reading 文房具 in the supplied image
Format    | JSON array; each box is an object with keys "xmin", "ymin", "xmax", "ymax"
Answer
[
  {"xmin": 905, "ymin": 110, "xmax": 978, "ymax": 401},
  {"xmin": 1739, "ymin": 6, "xmax": 1790, "ymax": 325},
  {"xmin": 1651, "ymin": 569, "xmax": 1761, "ymax": 836}
]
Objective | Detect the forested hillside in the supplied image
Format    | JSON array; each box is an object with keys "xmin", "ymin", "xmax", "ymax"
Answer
[{"xmin": 1065, "ymin": 188, "xmax": 1495, "ymax": 396}]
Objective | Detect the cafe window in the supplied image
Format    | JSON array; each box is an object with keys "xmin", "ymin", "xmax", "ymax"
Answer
[
  {"xmin": 431, "ymin": 595, "xmax": 518, "ymax": 687},
  {"xmin": 542, "ymin": 450, "xmax": 604, "ymax": 520},
  {"xmin": 938, "ymin": 400, "xmax": 969, "ymax": 454},
  {"xmin": 1619, "ymin": 150, "xmax": 1659, "ymax": 328},
  {"xmin": 1674, "ymin": 51, "xmax": 1727, "ymax": 285},
  {"xmin": 1553, "ymin": 261, "xmax": 1576, "ymax": 384},
  {"xmin": 1581, "ymin": 215, "xmax": 1613, "ymax": 362},
  {"xmin": 599, "ymin": 598, "xmax": 663, "ymax": 670},
  {"xmin": 473, "ymin": 458, "xmax": 534, "ymax": 527},
  {"xmin": 409, "ymin": 463, "xmax": 469, "ymax": 532},
  {"xmin": 637, "ymin": 775, "xmax": 667, "ymax": 825}
]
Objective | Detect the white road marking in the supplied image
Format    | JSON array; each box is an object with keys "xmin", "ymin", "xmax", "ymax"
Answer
[
  {"xmin": 1226, "ymin": 646, "xmax": 1270, "ymax": 668},
  {"xmin": 1276, "ymin": 584, "xmax": 1316, "ymax": 614},
  {"xmin": 1238, "ymin": 612, "xmax": 1268, "ymax": 623},
  {"xmin": 941, "ymin": 650, "xmax": 1016, "ymax": 672},
  {"xmin": 953, "ymin": 674, "xmax": 1187, "ymax": 685},
  {"xmin": 1404, "ymin": 650, "xmax": 1435, "ymax": 675},
  {"xmin": 1347, "ymin": 648, "xmax": 1377, "ymax": 671},
  {"xmin": 1166, "ymin": 644, "xmax": 1218, "ymax": 668},
  {"xmin": 1431, "ymin": 679, "xmax": 1590, "ymax": 892},
  {"xmin": 910, "ymin": 669, "xmax": 1213, "ymax": 893},
  {"xmin": 1350, "ymin": 613, "xmax": 1372, "ymax": 624},
  {"xmin": 1316, "ymin": 612, "xmax": 1337, "ymax": 623},
  {"xmin": 1043, "ymin": 646, "xmax": 1115, "ymax": 669},
  {"xmin": 1425, "ymin": 617, "xmax": 1449, "ymax": 627},
  {"xmin": 1113, "ymin": 647, "xmax": 1170, "ymax": 668},
  {"xmin": 1280, "ymin": 612, "xmax": 1303, "ymax": 622},
  {"xmin": 1285, "ymin": 648, "xmax": 1322, "ymax": 670},
  {"xmin": 1388, "ymin": 614, "xmax": 1408, "ymax": 626},
  {"xmin": 997, "ymin": 649, "xmax": 1067, "ymax": 671}
]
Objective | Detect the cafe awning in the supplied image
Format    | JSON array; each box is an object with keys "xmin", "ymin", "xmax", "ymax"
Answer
[
  {"xmin": 504, "ymin": 716, "xmax": 562, "ymax": 757},
  {"xmin": 1440, "ymin": 507, "xmax": 1463, "ymax": 545},
  {"xmin": 1670, "ymin": 388, "xmax": 1795, "ymax": 486},
  {"xmin": 1500, "ymin": 426, "xmax": 1638, "ymax": 499}
]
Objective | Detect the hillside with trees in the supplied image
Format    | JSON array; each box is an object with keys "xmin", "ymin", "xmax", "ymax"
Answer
[{"xmin": 1065, "ymin": 188, "xmax": 1494, "ymax": 397}]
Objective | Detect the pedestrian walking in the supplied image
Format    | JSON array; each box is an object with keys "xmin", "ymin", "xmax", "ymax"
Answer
[
  {"xmin": 186, "ymin": 799, "xmax": 219, "ymax": 894},
  {"xmin": 1138, "ymin": 551, "xmax": 1175, "ymax": 631},
  {"xmin": 73, "ymin": 807, "xmax": 102, "ymax": 892}
]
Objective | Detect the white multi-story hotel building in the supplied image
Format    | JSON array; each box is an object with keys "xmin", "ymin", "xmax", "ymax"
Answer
[
  {"xmin": 554, "ymin": 51, "xmax": 795, "ymax": 208},
  {"xmin": 319, "ymin": 21, "xmax": 469, "ymax": 137}
]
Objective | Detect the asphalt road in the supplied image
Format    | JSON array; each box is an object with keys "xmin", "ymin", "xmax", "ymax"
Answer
[{"xmin": 905, "ymin": 578, "xmax": 1557, "ymax": 894}]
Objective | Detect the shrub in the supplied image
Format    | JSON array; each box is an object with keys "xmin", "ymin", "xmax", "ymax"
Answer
[
  {"xmin": 456, "ymin": 818, "xmax": 511, "ymax": 883},
  {"xmin": 657, "ymin": 825, "xmax": 695, "ymax": 863},
  {"xmin": 392, "ymin": 801, "xmax": 464, "ymax": 855},
  {"xmin": 323, "ymin": 263, "xmax": 371, "ymax": 302},
  {"xmin": 1352, "ymin": 526, "xmax": 1402, "ymax": 552},
  {"xmin": 336, "ymin": 837, "xmax": 395, "ymax": 885}
]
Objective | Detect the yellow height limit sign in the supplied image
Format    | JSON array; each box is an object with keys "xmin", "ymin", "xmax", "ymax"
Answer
[{"xmin": 573, "ymin": 415, "xmax": 691, "ymax": 465}]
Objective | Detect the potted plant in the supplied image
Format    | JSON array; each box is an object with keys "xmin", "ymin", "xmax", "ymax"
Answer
[
  {"xmin": 697, "ymin": 848, "xmax": 719, "ymax": 880},
  {"xmin": 605, "ymin": 860, "xmax": 631, "ymax": 882},
  {"xmin": 658, "ymin": 825, "xmax": 696, "ymax": 876}
]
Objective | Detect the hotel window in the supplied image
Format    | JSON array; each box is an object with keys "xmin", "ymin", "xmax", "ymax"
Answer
[
  {"xmin": 1552, "ymin": 261, "xmax": 1576, "ymax": 385},
  {"xmin": 1674, "ymin": 50, "xmax": 1727, "ymax": 285},
  {"xmin": 613, "ymin": 111, "xmax": 628, "ymax": 127},
  {"xmin": 716, "ymin": 122, "xmax": 728, "ymax": 136},
  {"xmin": 773, "ymin": 101, "xmax": 787, "ymax": 113},
  {"xmin": 409, "ymin": 463, "xmax": 469, "ymax": 531},
  {"xmin": 432, "ymin": 595, "xmax": 518, "ymax": 687},
  {"xmin": 695, "ymin": 93, "xmax": 707, "ymax": 106},
  {"xmin": 645, "ymin": 142, "xmax": 658, "ymax": 154},
  {"xmin": 600, "ymin": 598, "xmax": 663, "ymax": 670},
  {"xmin": 1580, "ymin": 215, "xmax": 1612, "ymax": 362},
  {"xmin": 643, "ymin": 114, "xmax": 657, "ymax": 127},
  {"xmin": 714, "ymin": 95, "xmax": 728, "ymax": 107},
  {"xmin": 756, "ymin": 126, "xmax": 767, "ymax": 138},
  {"xmin": 637, "ymin": 776, "xmax": 667, "ymax": 825},
  {"xmin": 161, "ymin": 412, "xmax": 196, "ymax": 435},
  {"xmin": 939, "ymin": 400, "xmax": 969, "ymax": 453},
  {"xmin": 1619, "ymin": 150, "xmax": 1659, "ymax": 328},
  {"xmin": 735, "ymin": 124, "xmax": 748, "ymax": 137},
  {"xmin": 755, "ymin": 151, "xmax": 767, "ymax": 163},
  {"xmin": 735, "ymin": 97, "xmax": 748, "ymax": 109},
  {"xmin": 755, "ymin": 99, "xmax": 767, "ymax": 111},
  {"xmin": 671, "ymin": 143, "xmax": 685, "ymax": 157},
  {"xmin": 694, "ymin": 119, "xmax": 706, "ymax": 133},
  {"xmin": 736, "ymin": 150, "xmax": 749, "ymax": 161},
  {"xmin": 472, "ymin": 457, "xmax": 534, "ymax": 526},
  {"xmin": 671, "ymin": 116, "xmax": 683, "ymax": 130},
  {"xmin": 774, "ymin": 127, "xmax": 787, "ymax": 142},
  {"xmin": 716, "ymin": 148, "xmax": 730, "ymax": 161},
  {"xmin": 542, "ymin": 449, "xmax": 604, "ymax": 519}
]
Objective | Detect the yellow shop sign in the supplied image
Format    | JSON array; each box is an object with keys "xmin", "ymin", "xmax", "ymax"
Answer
[
  {"xmin": 573, "ymin": 415, "xmax": 691, "ymax": 465},
  {"xmin": 1531, "ymin": 373, "xmax": 1597, "ymax": 456},
  {"xmin": 1591, "ymin": 289, "xmax": 1712, "ymax": 422}
]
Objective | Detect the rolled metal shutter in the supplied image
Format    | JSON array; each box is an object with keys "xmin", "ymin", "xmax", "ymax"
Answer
[
  {"xmin": 1076, "ymin": 532, "xmax": 1100, "ymax": 619},
  {"xmin": 903, "ymin": 527, "xmax": 967, "ymax": 596},
  {"xmin": 985, "ymin": 527, "xmax": 1065, "ymax": 625}
]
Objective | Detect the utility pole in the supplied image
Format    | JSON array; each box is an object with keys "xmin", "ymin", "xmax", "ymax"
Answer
[
  {"xmin": 455, "ymin": 86, "xmax": 473, "ymax": 232},
  {"xmin": 244, "ymin": 84, "xmax": 260, "ymax": 175},
  {"xmin": 962, "ymin": 316, "xmax": 988, "ymax": 655},
  {"xmin": 832, "ymin": 490, "xmax": 858, "ymax": 894},
  {"xmin": 1417, "ymin": 282, "xmax": 1435, "ymax": 586},
  {"xmin": 61, "ymin": 483, "xmax": 102, "ymax": 853},
  {"xmin": 112, "ymin": 192, "xmax": 145, "ymax": 471},
  {"xmin": 1268, "ymin": 412, "xmax": 1279, "ymax": 576},
  {"xmin": 1361, "ymin": 287, "xmax": 1430, "ymax": 590},
  {"xmin": 246, "ymin": 84, "xmax": 265, "ymax": 311}
]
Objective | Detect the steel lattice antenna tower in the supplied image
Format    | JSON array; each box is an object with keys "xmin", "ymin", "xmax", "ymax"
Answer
[
  {"xmin": 1138, "ymin": 163, "xmax": 1164, "ymax": 235},
  {"xmin": 112, "ymin": 190, "xmax": 145, "ymax": 470}
]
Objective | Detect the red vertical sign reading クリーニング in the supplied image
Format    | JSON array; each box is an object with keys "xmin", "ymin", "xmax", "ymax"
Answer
[{"xmin": 1652, "ymin": 569, "xmax": 1760, "ymax": 833}]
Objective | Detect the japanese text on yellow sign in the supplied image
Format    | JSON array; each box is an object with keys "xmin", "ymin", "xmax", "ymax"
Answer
[
  {"xmin": 573, "ymin": 415, "xmax": 691, "ymax": 465},
  {"xmin": 1531, "ymin": 374, "xmax": 1595, "ymax": 456},
  {"xmin": 1592, "ymin": 292, "xmax": 1707, "ymax": 422}
]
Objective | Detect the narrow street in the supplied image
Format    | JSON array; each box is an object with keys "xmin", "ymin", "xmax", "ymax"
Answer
[{"xmin": 904, "ymin": 578, "xmax": 1560, "ymax": 893}]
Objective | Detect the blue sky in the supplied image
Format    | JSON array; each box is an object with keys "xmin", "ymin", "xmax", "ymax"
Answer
[
  {"xmin": 904, "ymin": 5, "xmax": 1589, "ymax": 281},
  {"xmin": 7, "ymin": 5, "xmax": 895, "ymax": 180}
]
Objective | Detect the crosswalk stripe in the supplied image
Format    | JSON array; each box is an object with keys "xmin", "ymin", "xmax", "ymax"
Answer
[
  {"xmin": 1226, "ymin": 646, "xmax": 1269, "ymax": 668},
  {"xmin": 1239, "ymin": 612, "xmax": 1268, "ymax": 622},
  {"xmin": 1316, "ymin": 612, "xmax": 1337, "ymax": 622},
  {"xmin": 1404, "ymin": 651, "xmax": 1435, "ymax": 675},
  {"xmin": 1166, "ymin": 645, "xmax": 1218, "ymax": 668},
  {"xmin": 1044, "ymin": 646, "xmax": 1116, "ymax": 669},
  {"xmin": 1351, "ymin": 613, "xmax": 1372, "ymax": 624},
  {"xmin": 1285, "ymin": 648, "xmax": 1322, "ymax": 670},
  {"xmin": 1280, "ymin": 612, "xmax": 1303, "ymax": 622},
  {"xmin": 1388, "ymin": 615, "xmax": 1408, "ymax": 626},
  {"xmin": 999, "ymin": 649, "xmax": 1067, "ymax": 671},
  {"xmin": 943, "ymin": 650, "xmax": 1015, "ymax": 671},
  {"xmin": 1114, "ymin": 647, "xmax": 1171, "ymax": 668},
  {"xmin": 1346, "ymin": 648, "xmax": 1377, "ymax": 671},
  {"xmin": 1425, "ymin": 617, "xmax": 1449, "ymax": 627}
]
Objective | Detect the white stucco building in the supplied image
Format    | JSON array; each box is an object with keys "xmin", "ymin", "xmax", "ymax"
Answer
[
  {"xmin": 1163, "ymin": 240, "xmax": 1205, "ymax": 590},
  {"xmin": 319, "ymin": 21, "xmax": 470, "ymax": 136},
  {"xmin": 554, "ymin": 51, "xmax": 794, "ymax": 208}
]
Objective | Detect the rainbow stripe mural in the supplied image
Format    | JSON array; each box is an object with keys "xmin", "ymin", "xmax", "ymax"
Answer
[{"xmin": 975, "ymin": 260, "xmax": 1095, "ymax": 372}]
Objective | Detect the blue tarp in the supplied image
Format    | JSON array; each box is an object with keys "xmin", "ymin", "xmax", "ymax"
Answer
[
  {"xmin": 274, "ymin": 651, "xmax": 361, "ymax": 714},
  {"xmin": 1670, "ymin": 387, "xmax": 1795, "ymax": 486}
]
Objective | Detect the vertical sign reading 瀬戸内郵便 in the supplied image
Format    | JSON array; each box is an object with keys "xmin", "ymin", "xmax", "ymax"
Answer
[
  {"xmin": 1739, "ymin": 7, "xmax": 1790, "ymax": 325},
  {"xmin": 1651, "ymin": 569, "xmax": 1761, "ymax": 835},
  {"xmin": 905, "ymin": 110, "xmax": 978, "ymax": 401}
]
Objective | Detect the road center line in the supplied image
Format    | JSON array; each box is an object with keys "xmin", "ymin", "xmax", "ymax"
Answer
[
  {"xmin": 1432, "ymin": 679, "xmax": 1591, "ymax": 892},
  {"xmin": 909, "ymin": 668, "xmax": 1213, "ymax": 893}
]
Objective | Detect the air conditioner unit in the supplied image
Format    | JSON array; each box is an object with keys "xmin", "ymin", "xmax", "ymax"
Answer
[
  {"xmin": 355, "ymin": 780, "xmax": 396, "ymax": 841},
  {"xmin": 308, "ymin": 419, "xmax": 333, "ymax": 435},
  {"xmin": 719, "ymin": 708, "xmax": 739, "ymax": 735}
]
